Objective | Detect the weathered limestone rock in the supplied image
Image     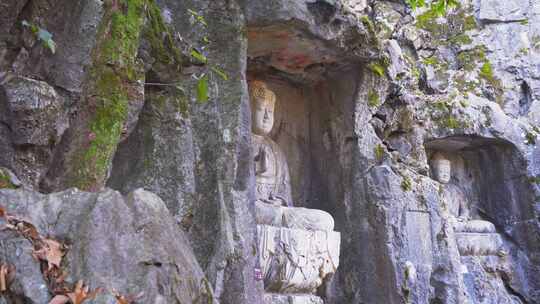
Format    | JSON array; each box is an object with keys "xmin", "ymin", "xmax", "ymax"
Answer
[
  {"xmin": 1, "ymin": 0, "xmax": 540, "ymax": 303},
  {"xmin": 343, "ymin": 0, "xmax": 367, "ymax": 14},
  {"xmin": 109, "ymin": 89, "xmax": 196, "ymax": 222},
  {"xmin": 0, "ymin": 231, "xmax": 50, "ymax": 303},
  {"xmin": 0, "ymin": 188, "xmax": 212, "ymax": 304},
  {"xmin": 386, "ymin": 40, "xmax": 407, "ymax": 81},
  {"xmin": 0, "ymin": 76, "xmax": 68, "ymax": 188},
  {"xmin": 40, "ymin": 0, "xmax": 146, "ymax": 192},
  {"xmin": 455, "ymin": 233, "xmax": 503, "ymax": 256},
  {"xmin": 1, "ymin": 76, "xmax": 67, "ymax": 146}
]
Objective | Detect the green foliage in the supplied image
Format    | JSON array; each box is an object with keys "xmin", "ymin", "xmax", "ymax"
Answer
[
  {"xmin": 368, "ymin": 90, "xmax": 380, "ymax": 107},
  {"xmin": 443, "ymin": 116, "xmax": 461, "ymax": 129},
  {"xmin": 478, "ymin": 61, "xmax": 504, "ymax": 104},
  {"xmin": 146, "ymin": 7, "xmax": 229, "ymax": 103},
  {"xmin": 457, "ymin": 46, "xmax": 487, "ymax": 71},
  {"xmin": 144, "ymin": 1, "xmax": 183, "ymax": 67},
  {"xmin": 0, "ymin": 169, "xmax": 16, "ymax": 189},
  {"xmin": 479, "ymin": 62, "xmax": 494, "ymax": 81},
  {"xmin": 423, "ymin": 56, "xmax": 438, "ymax": 66},
  {"xmin": 374, "ymin": 144, "xmax": 385, "ymax": 162},
  {"xmin": 529, "ymin": 175, "xmax": 540, "ymax": 184},
  {"xmin": 401, "ymin": 176, "xmax": 413, "ymax": 192},
  {"xmin": 429, "ymin": 98, "xmax": 471, "ymax": 130},
  {"xmin": 211, "ymin": 66, "xmax": 229, "ymax": 81},
  {"xmin": 22, "ymin": 20, "xmax": 56, "ymax": 54},
  {"xmin": 70, "ymin": 0, "xmax": 147, "ymax": 190},
  {"xmin": 405, "ymin": 0, "xmax": 425, "ymax": 11},
  {"xmin": 519, "ymin": 48, "xmax": 529, "ymax": 56},
  {"xmin": 191, "ymin": 49, "xmax": 208, "ymax": 64},
  {"xmin": 406, "ymin": 0, "xmax": 459, "ymax": 15},
  {"xmin": 360, "ymin": 15, "xmax": 379, "ymax": 46},
  {"xmin": 368, "ymin": 62, "xmax": 386, "ymax": 77},
  {"xmin": 525, "ymin": 131, "xmax": 537, "ymax": 145},
  {"xmin": 197, "ymin": 74, "xmax": 209, "ymax": 103},
  {"xmin": 414, "ymin": 1, "xmax": 476, "ymax": 46},
  {"xmin": 448, "ymin": 33, "xmax": 472, "ymax": 45},
  {"xmin": 186, "ymin": 8, "xmax": 229, "ymax": 102},
  {"xmin": 188, "ymin": 9, "xmax": 208, "ymax": 27}
]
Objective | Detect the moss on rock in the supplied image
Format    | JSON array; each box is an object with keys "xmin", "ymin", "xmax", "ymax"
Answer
[
  {"xmin": 0, "ymin": 169, "xmax": 16, "ymax": 189},
  {"xmin": 144, "ymin": 1, "xmax": 183, "ymax": 68},
  {"xmin": 67, "ymin": 0, "xmax": 148, "ymax": 190},
  {"xmin": 368, "ymin": 90, "xmax": 380, "ymax": 107}
]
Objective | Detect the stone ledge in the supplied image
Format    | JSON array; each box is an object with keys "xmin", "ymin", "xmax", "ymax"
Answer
[
  {"xmin": 455, "ymin": 232, "xmax": 503, "ymax": 256},
  {"xmin": 264, "ymin": 293, "xmax": 324, "ymax": 304}
]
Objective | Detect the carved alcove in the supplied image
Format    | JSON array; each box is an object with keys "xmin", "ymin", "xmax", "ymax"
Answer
[
  {"xmin": 247, "ymin": 34, "xmax": 357, "ymax": 214},
  {"xmin": 426, "ymin": 136, "xmax": 539, "ymax": 298},
  {"xmin": 247, "ymin": 23, "xmax": 359, "ymax": 303}
]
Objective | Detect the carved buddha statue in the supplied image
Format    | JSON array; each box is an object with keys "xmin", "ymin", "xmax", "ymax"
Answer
[
  {"xmin": 249, "ymin": 80, "xmax": 340, "ymax": 302},
  {"xmin": 250, "ymin": 80, "xmax": 334, "ymax": 232},
  {"xmin": 431, "ymin": 152, "xmax": 502, "ymax": 256}
]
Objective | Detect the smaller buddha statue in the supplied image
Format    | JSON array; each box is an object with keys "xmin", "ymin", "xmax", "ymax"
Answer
[{"xmin": 431, "ymin": 152, "xmax": 502, "ymax": 256}]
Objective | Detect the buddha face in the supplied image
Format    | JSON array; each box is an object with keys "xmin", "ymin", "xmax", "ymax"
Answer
[
  {"xmin": 252, "ymin": 99, "xmax": 275, "ymax": 135},
  {"xmin": 431, "ymin": 153, "xmax": 451, "ymax": 184},
  {"xmin": 249, "ymin": 81, "xmax": 276, "ymax": 136}
]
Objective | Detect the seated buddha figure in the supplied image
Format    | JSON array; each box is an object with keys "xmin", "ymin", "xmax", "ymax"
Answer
[
  {"xmin": 249, "ymin": 80, "xmax": 340, "ymax": 300},
  {"xmin": 250, "ymin": 80, "xmax": 334, "ymax": 232},
  {"xmin": 431, "ymin": 152, "xmax": 502, "ymax": 256}
]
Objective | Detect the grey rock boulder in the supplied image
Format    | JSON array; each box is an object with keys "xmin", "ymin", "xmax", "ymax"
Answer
[
  {"xmin": 0, "ymin": 231, "xmax": 50, "ymax": 303},
  {"xmin": 0, "ymin": 188, "xmax": 213, "ymax": 304},
  {"xmin": 1, "ymin": 76, "xmax": 67, "ymax": 146}
]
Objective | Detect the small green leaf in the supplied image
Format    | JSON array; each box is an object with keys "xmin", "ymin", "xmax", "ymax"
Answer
[
  {"xmin": 22, "ymin": 21, "xmax": 56, "ymax": 54},
  {"xmin": 211, "ymin": 66, "xmax": 228, "ymax": 80},
  {"xmin": 190, "ymin": 49, "xmax": 207, "ymax": 64},
  {"xmin": 196, "ymin": 75, "xmax": 209, "ymax": 103},
  {"xmin": 431, "ymin": 0, "xmax": 446, "ymax": 16},
  {"xmin": 44, "ymin": 39, "xmax": 56, "ymax": 54},
  {"xmin": 188, "ymin": 9, "xmax": 207, "ymax": 27}
]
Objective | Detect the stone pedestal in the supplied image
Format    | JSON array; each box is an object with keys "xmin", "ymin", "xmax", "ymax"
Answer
[
  {"xmin": 257, "ymin": 225, "xmax": 340, "ymax": 294},
  {"xmin": 264, "ymin": 293, "xmax": 324, "ymax": 304},
  {"xmin": 455, "ymin": 232, "xmax": 502, "ymax": 256}
]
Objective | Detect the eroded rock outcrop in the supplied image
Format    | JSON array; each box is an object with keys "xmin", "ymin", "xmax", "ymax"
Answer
[
  {"xmin": 0, "ymin": 188, "xmax": 212, "ymax": 303},
  {"xmin": 0, "ymin": 0, "xmax": 539, "ymax": 303}
]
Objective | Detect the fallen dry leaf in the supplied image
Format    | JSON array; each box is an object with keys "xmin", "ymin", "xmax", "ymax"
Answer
[
  {"xmin": 33, "ymin": 239, "xmax": 64, "ymax": 270},
  {"xmin": 20, "ymin": 222, "xmax": 40, "ymax": 241},
  {"xmin": 49, "ymin": 295, "xmax": 70, "ymax": 304},
  {"xmin": 0, "ymin": 264, "xmax": 8, "ymax": 291},
  {"xmin": 66, "ymin": 280, "xmax": 101, "ymax": 304},
  {"xmin": 112, "ymin": 288, "xmax": 144, "ymax": 304},
  {"xmin": 0, "ymin": 263, "xmax": 15, "ymax": 291}
]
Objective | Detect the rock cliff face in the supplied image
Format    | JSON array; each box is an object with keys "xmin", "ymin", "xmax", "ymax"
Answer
[{"xmin": 0, "ymin": 0, "xmax": 539, "ymax": 303}]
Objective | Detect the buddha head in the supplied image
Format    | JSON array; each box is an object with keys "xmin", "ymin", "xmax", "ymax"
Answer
[
  {"xmin": 249, "ymin": 80, "xmax": 276, "ymax": 136},
  {"xmin": 431, "ymin": 152, "xmax": 451, "ymax": 184}
]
